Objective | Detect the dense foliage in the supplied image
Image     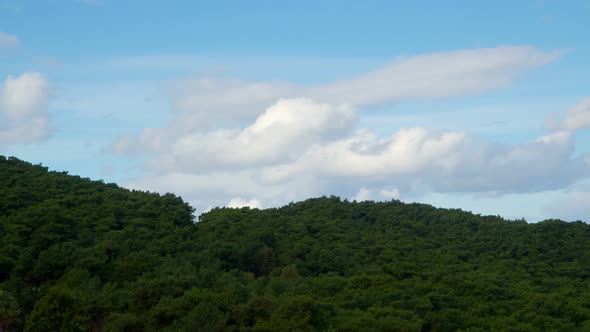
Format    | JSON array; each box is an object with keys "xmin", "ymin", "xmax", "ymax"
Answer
[{"xmin": 1, "ymin": 156, "xmax": 589, "ymax": 331}]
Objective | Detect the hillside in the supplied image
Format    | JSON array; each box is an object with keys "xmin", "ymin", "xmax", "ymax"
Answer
[{"xmin": 1, "ymin": 156, "xmax": 589, "ymax": 331}]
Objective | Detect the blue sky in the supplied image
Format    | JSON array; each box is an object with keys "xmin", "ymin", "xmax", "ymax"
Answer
[{"xmin": 1, "ymin": 0, "xmax": 589, "ymax": 221}]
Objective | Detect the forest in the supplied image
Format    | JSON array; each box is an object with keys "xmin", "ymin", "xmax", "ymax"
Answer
[{"xmin": 1, "ymin": 155, "xmax": 589, "ymax": 331}]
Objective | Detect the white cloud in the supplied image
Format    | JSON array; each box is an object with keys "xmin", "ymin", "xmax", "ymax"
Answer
[
  {"xmin": 1, "ymin": 73, "xmax": 50, "ymax": 118},
  {"xmin": 227, "ymin": 197, "xmax": 262, "ymax": 209},
  {"xmin": 0, "ymin": 32, "xmax": 19, "ymax": 48},
  {"xmin": 380, "ymin": 188, "xmax": 401, "ymax": 200},
  {"xmin": 164, "ymin": 46, "xmax": 559, "ymax": 127},
  {"xmin": 122, "ymin": 115, "xmax": 588, "ymax": 214},
  {"xmin": 312, "ymin": 46, "xmax": 560, "ymax": 107},
  {"xmin": 110, "ymin": 46, "xmax": 584, "ymax": 213},
  {"xmin": 262, "ymin": 128, "xmax": 586, "ymax": 194},
  {"xmin": 125, "ymin": 171, "xmax": 263, "ymax": 198},
  {"xmin": 353, "ymin": 187, "xmax": 401, "ymax": 202},
  {"xmin": 0, "ymin": 116, "xmax": 50, "ymax": 144},
  {"xmin": 353, "ymin": 187, "xmax": 373, "ymax": 202},
  {"xmin": 113, "ymin": 46, "xmax": 560, "ymax": 154},
  {"xmin": 0, "ymin": 72, "xmax": 51, "ymax": 144},
  {"xmin": 124, "ymin": 170, "xmax": 321, "ymax": 213},
  {"xmin": 116, "ymin": 98, "xmax": 356, "ymax": 171},
  {"xmin": 552, "ymin": 97, "xmax": 590, "ymax": 131},
  {"xmin": 172, "ymin": 78, "xmax": 298, "ymax": 122}
]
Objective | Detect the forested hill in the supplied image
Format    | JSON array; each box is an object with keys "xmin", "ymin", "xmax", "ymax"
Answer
[{"xmin": 1, "ymin": 156, "xmax": 590, "ymax": 331}]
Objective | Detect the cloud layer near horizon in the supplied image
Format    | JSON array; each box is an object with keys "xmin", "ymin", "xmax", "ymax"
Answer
[{"xmin": 108, "ymin": 46, "xmax": 590, "ymax": 215}]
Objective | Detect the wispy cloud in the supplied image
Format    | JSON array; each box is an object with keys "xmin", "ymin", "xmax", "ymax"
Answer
[
  {"xmin": 312, "ymin": 46, "xmax": 561, "ymax": 106},
  {"xmin": 166, "ymin": 46, "xmax": 561, "ymax": 126},
  {"xmin": 549, "ymin": 97, "xmax": 590, "ymax": 132}
]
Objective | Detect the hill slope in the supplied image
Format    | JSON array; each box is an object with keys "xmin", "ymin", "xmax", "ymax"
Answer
[{"xmin": 1, "ymin": 156, "xmax": 590, "ymax": 331}]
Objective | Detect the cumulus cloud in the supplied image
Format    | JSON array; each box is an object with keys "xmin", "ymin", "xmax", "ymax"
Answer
[
  {"xmin": 121, "ymin": 106, "xmax": 587, "ymax": 212},
  {"xmin": 137, "ymin": 98, "xmax": 356, "ymax": 171},
  {"xmin": 551, "ymin": 97, "xmax": 590, "ymax": 131},
  {"xmin": 262, "ymin": 128, "xmax": 586, "ymax": 194},
  {"xmin": 111, "ymin": 46, "xmax": 584, "ymax": 211},
  {"xmin": 0, "ymin": 72, "xmax": 51, "ymax": 144},
  {"xmin": 1, "ymin": 73, "xmax": 50, "ymax": 118},
  {"xmin": 353, "ymin": 187, "xmax": 373, "ymax": 202},
  {"xmin": 0, "ymin": 32, "xmax": 19, "ymax": 48},
  {"xmin": 114, "ymin": 46, "xmax": 560, "ymax": 153}
]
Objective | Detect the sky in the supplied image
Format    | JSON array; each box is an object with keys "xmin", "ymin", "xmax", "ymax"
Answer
[{"xmin": 1, "ymin": 0, "xmax": 589, "ymax": 221}]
